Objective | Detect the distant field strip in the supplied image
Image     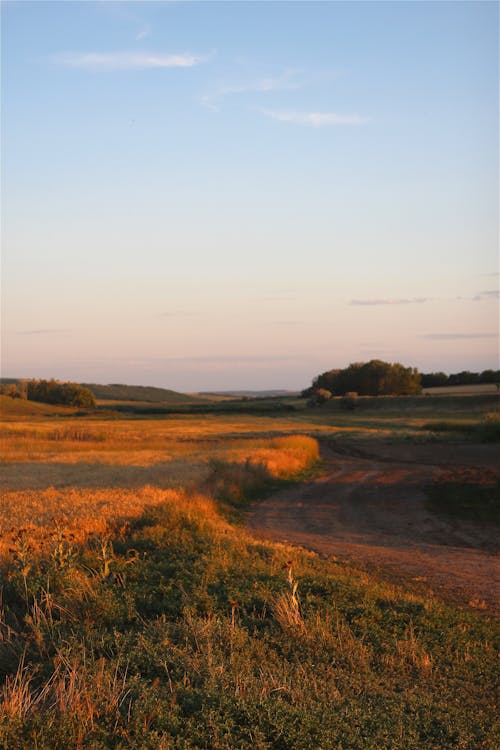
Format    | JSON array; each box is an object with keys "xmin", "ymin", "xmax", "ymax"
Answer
[
  {"xmin": 0, "ymin": 416, "xmax": 330, "ymax": 462},
  {"xmin": 423, "ymin": 383, "xmax": 499, "ymax": 395}
]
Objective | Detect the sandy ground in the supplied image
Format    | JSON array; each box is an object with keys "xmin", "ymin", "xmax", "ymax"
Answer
[{"xmin": 248, "ymin": 440, "xmax": 499, "ymax": 615}]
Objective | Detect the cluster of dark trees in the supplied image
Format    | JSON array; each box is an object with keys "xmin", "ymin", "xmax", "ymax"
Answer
[
  {"xmin": 420, "ymin": 370, "xmax": 500, "ymax": 388},
  {"xmin": 303, "ymin": 360, "xmax": 422, "ymax": 398},
  {"xmin": 0, "ymin": 383, "xmax": 24, "ymax": 399},
  {"xmin": 26, "ymin": 379, "xmax": 96, "ymax": 408}
]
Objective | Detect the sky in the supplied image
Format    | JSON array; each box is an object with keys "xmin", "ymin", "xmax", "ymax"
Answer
[{"xmin": 1, "ymin": 0, "xmax": 499, "ymax": 391}]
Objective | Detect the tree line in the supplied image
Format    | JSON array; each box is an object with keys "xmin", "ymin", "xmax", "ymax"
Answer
[
  {"xmin": 303, "ymin": 360, "xmax": 500, "ymax": 400},
  {"xmin": 420, "ymin": 370, "xmax": 500, "ymax": 388},
  {"xmin": 0, "ymin": 379, "xmax": 96, "ymax": 408},
  {"xmin": 303, "ymin": 360, "xmax": 422, "ymax": 398}
]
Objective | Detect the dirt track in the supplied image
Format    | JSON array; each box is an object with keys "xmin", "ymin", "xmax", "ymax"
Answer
[{"xmin": 248, "ymin": 440, "xmax": 499, "ymax": 615}]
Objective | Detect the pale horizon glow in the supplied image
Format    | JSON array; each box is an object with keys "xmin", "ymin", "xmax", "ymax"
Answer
[{"xmin": 2, "ymin": 0, "xmax": 498, "ymax": 391}]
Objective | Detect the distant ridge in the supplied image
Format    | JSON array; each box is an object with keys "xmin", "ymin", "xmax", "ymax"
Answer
[
  {"xmin": 198, "ymin": 390, "xmax": 300, "ymax": 399},
  {"xmin": 81, "ymin": 383, "xmax": 203, "ymax": 404}
]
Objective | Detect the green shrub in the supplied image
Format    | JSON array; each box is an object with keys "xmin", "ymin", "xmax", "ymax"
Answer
[{"xmin": 340, "ymin": 391, "xmax": 359, "ymax": 411}]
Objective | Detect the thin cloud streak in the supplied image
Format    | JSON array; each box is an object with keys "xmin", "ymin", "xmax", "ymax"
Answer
[
  {"xmin": 11, "ymin": 329, "xmax": 74, "ymax": 335},
  {"xmin": 261, "ymin": 295, "xmax": 297, "ymax": 302},
  {"xmin": 202, "ymin": 70, "xmax": 302, "ymax": 110},
  {"xmin": 171, "ymin": 355, "xmax": 301, "ymax": 364},
  {"xmin": 456, "ymin": 290, "xmax": 500, "ymax": 301},
  {"xmin": 52, "ymin": 51, "xmax": 208, "ymax": 71},
  {"xmin": 63, "ymin": 354, "xmax": 302, "ymax": 365},
  {"xmin": 421, "ymin": 333, "xmax": 497, "ymax": 340},
  {"xmin": 350, "ymin": 297, "xmax": 429, "ymax": 306},
  {"xmin": 136, "ymin": 27, "xmax": 151, "ymax": 41},
  {"xmin": 262, "ymin": 109, "xmax": 369, "ymax": 126},
  {"xmin": 103, "ymin": 2, "xmax": 152, "ymax": 42},
  {"xmin": 156, "ymin": 311, "xmax": 200, "ymax": 318}
]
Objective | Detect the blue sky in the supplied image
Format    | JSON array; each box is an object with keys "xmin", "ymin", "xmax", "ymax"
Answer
[{"xmin": 2, "ymin": 0, "xmax": 498, "ymax": 390}]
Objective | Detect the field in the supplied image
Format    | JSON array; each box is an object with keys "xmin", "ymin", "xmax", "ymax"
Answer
[
  {"xmin": 1, "ymin": 394, "xmax": 499, "ymax": 748},
  {"xmin": 423, "ymin": 383, "xmax": 499, "ymax": 396}
]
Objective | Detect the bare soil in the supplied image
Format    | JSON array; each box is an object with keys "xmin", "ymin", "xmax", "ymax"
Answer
[{"xmin": 248, "ymin": 439, "xmax": 499, "ymax": 615}]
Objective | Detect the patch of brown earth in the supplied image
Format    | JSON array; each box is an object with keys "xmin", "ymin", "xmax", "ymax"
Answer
[{"xmin": 248, "ymin": 440, "xmax": 499, "ymax": 615}]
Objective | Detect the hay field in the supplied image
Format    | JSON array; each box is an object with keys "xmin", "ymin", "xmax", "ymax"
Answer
[{"xmin": 0, "ymin": 409, "xmax": 319, "ymax": 564}]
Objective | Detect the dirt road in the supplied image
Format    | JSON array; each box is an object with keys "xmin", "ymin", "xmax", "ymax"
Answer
[{"xmin": 248, "ymin": 440, "xmax": 499, "ymax": 614}]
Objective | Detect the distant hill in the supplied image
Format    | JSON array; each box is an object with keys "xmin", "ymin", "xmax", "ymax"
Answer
[
  {"xmin": 0, "ymin": 394, "xmax": 78, "ymax": 418},
  {"xmin": 81, "ymin": 383, "xmax": 204, "ymax": 404},
  {"xmin": 198, "ymin": 390, "xmax": 300, "ymax": 399}
]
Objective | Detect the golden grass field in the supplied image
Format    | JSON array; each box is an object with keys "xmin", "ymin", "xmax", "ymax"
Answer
[{"xmin": 0, "ymin": 398, "xmax": 320, "ymax": 565}]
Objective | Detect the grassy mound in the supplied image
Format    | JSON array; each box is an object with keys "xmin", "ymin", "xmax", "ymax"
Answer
[{"xmin": 0, "ymin": 395, "xmax": 77, "ymax": 419}]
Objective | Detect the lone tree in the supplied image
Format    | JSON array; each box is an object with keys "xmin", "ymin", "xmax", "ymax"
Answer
[{"xmin": 304, "ymin": 360, "xmax": 421, "ymax": 397}]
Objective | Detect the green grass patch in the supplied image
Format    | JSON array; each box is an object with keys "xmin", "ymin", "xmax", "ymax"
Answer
[
  {"xmin": 1, "ymin": 477, "xmax": 499, "ymax": 748},
  {"xmin": 421, "ymin": 414, "xmax": 500, "ymax": 443}
]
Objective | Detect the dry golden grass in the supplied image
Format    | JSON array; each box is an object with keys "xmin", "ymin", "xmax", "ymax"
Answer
[
  {"xmin": 0, "ymin": 415, "xmax": 329, "ymax": 464},
  {"xmin": 225, "ymin": 435, "xmax": 319, "ymax": 478},
  {"xmin": 0, "ymin": 410, "xmax": 319, "ymax": 568},
  {"xmin": 0, "ymin": 486, "xmax": 224, "ymax": 565},
  {"xmin": 0, "ymin": 409, "xmax": 323, "ymax": 500}
]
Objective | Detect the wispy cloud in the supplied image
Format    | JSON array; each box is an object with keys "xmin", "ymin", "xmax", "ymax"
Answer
[
  {"xmin": 350, "ymin": 297, "xmax": 429, "ymax": 306},
  {"xmin": 169, "ymin": 355, "xmax": 300, "ymax": 364},
  {"xmin": 135, "ymin": 27, "xmax": 151, "ymax": 41},
  {"xmin": 101, "ymin": 2, "xmax": 152, "ymax": 41},
  {"xmin": 478, "ymin": 290, "xmax": 500, "ymax": 299},
  {"xmin": 262, "ymin": 109, "xmax": 369, "ymax": 126},
  {"xmin": 202, "ymin": 69, "xmax": 302, "ymax": 110},
  {"xmin": 421, "ymin": 333, "xmax": 497, "ymax": 340},
  {"xmin": 261, "ymin": 295, "xmax": 297, "ymax": 302},
  {"xmin": 259, "ymin": 287, "xmax": 297, "ymax": 302},
  {"xmin": 52, "ymin": 51, "xmax": 208, "ymax": 71},
  {"xmin": 12, "ymin": 329, "xmax": 73, "ymax": 335},
  {"xmin": 67, "ymin": 354, "xmax": 301, "ymax": 366},
  {"xmin": 156, "ymin": 311, "xmax": 200, "ymax": 318},
  {"xmin": 455, "ymin": 290, "xmax": 499, "ymax": 302}
]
